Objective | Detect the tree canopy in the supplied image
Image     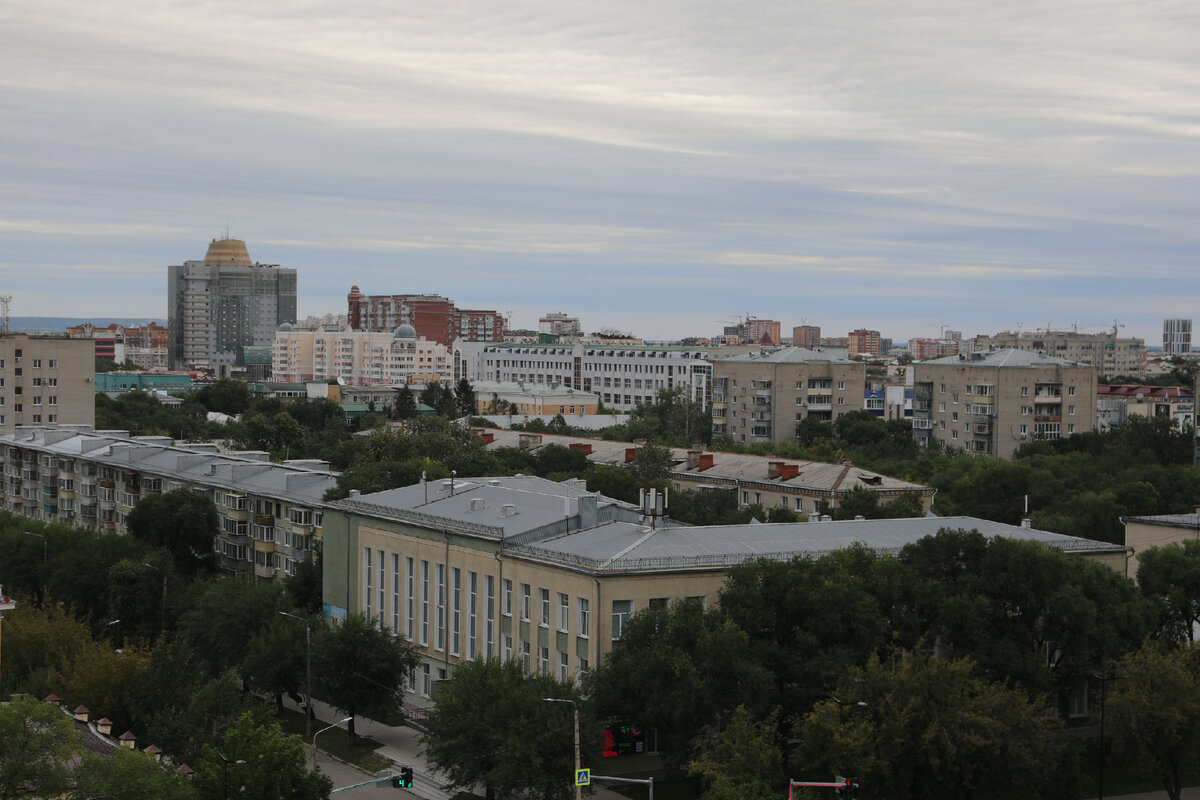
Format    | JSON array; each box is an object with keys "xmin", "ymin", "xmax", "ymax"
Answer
[{"xmin": 126, "ymin": 489, "xmax": 219, "ymax": 576}]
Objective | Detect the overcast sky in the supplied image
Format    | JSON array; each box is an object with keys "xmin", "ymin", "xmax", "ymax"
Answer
[{"xmin": 2, "ymin": 0, "xmax": 1197, "ymax": 343}]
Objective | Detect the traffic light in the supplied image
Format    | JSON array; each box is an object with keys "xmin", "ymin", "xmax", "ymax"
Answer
[{"xmin": 391, "ymin": 766, "xmax": 414, "ymax": 788}]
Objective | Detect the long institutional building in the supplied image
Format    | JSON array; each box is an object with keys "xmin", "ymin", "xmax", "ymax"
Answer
[
  {"xmin": 456, "ymin": 342, "xmax": 714, "ymax": 413},
  {"xmin": 912, "ymin": 350, "xmax": 1098, "ymax": 459},
  {"xmin": 168, "ymin": 237, "xmax": 297, "ymax": 375},
  {"xmin": 322, "ymin": 475, "xmax": 1128, "ymax": 711},
  {"xmin": 272, "ymin": 324, "xmax": 452, "ymax": 387},
  {"xmin": 0, "ymin": 426, "xmax": 336, "ymax": 579}
]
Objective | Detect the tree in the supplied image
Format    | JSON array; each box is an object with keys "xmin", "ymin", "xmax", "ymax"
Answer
[
  {"xmin": 423, "ymin": 657, "xmax": 588, "ymax": 800},
  {"xmin": 687, "ymin": 706, "xmax": 784, "ymax": 800},
  {"xmin": 585, "ymin": 600, "xmax": 772, "ymax": 768},
  {"xmin": 285, "ymin": 553, "xmax": 324, "ymax": 616},
  {"xmin": 1107, "ymin": 642, "xmax": 1200, "ymax": 800},
  {"xmin": 311, "ymin": 613, "xmax": 418, "ymax": 739},
  {"xmin": 193, "ymin": 712, "xmax": 331, "ymax": 800},
  {"xmin": 126, "ymin": 490, "xmax": 219, "ymax": 576},
  {"xmin": 323, "ymin": 458, "xmax": 450, "ymax": 501},
  {"xmin": 793, "ymin": 651, "xmax": 1066, "ymax": 800},
  {"xmin": 629, "ymin": 442, "xmax": 675, "ymax": 487},
  {"xmin": 0, "ymin": 600, "xmax": 92, "ymax": 696},
  {"xmin": 454, "ymin": 377, "xmax": 477, "ymax": 418},
  {"xmin": 420, "ymin": 381, "xmax": 459, "ymax": 417},
  {"xmin": 0, "ymin": 696, "xmax": 77, "ymax": 800},
  {"xmin": 195, "ymin": 378, "xmax": 251, "ymax": 416},
  {"xmin": 178, "ymin": 577, "xmax": 291, "ymax": 682},
  {"xmin": 392, "ymin": 385, "xmax": 418, "ymax": 419},
  {"xmin": 71, "ymin": 745, "xmax": 198, "ymax": 800},
  {"xmin": 57, "ymin": 640, "xmax": 151, "ymax": 736},
  {"xmin": 1137, "ymin": 539, "xmax": 1200, "ymax": 643},
  {"xmin": 243, "ymin": 614, "xmax": 308, "ymax": 708}
]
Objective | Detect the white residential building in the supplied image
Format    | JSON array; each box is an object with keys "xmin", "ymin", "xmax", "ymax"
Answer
[{"xmin": 273, "ymin": 324, "xmax": 452, "ymax": 387}]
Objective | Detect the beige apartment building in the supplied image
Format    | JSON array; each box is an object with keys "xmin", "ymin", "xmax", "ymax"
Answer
[
  {"xmin": 712, "ymin": 348, "xmax": 866, "ymax": 444},
  {"xmin": 273, "ymin": 324, "xmax": 451, "ymax": 387},
  {"xmin": 971, "ymin": 330, "xmax": 1144, "ymax": 378},
  {"xmin": 912, "ymin": 350, "xmax": 1097, "ymax": 459},
  {"xmin": 0, "ymin": 334, "xmax": 94, "ymax": 436}
]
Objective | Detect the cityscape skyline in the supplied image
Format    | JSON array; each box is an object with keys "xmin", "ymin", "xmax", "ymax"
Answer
[{"xmin": 3, "ymin": 1, "xmax": 1198, "ymax": 343}]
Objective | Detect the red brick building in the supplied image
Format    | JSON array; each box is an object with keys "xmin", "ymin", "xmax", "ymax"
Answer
[{"xmin": 347, "ymin": 287, "xmax": 503, "ymax": 346}]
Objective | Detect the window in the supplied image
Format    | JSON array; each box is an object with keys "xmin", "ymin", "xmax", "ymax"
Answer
[
  {"xmin": 612, "ymin": 600, "xmax": 633, "ymax": 639},
  {"xmin": 504, "ymin": 635, "xmax": 513, "ymax": 662},
  {"xmin": 422, "ymin": 664, "xmax": 431, "ymax": 697},
  {"xmin": 539, "ymin": 646, "xmax": 550, "ymax": 676},
  {"xmin": 558, "ymin": 593, "xmax": 569, "ymax": 632},
  {"xmin": 451, "ymin": 567, "xmax": 461, "ymax": 656},
  {"xmin": 48, "ymin": 360, "xmax": 57, "ymax": 368},
  {"xmin": 520, "ymin": 583, "xmax": 531, "ymax": 621},
  {"xmin": 48, "ymin": 396, "xmax": 57, "ymax": 406},
  {"xmin": 1068, "ymin": 405, "xmax": 1075, "ymax": 415},
  {"xmin": 486, "ymin": 574, "xmax": 495, "ymax": 657},
  {"xmin": 503, "ymin": 579, "xmax": 513, "ymax": 616},
  {"xmin": 48, "ymin": 378, "xmax": 56, "ymax": 387},
  {"xmin": 406, "ymin": 557, "xmax": 415, "ymax": 639},
  {"xmin": 578, "ymin": 598, "xmax": 590, "ymax": 638},
  {"xmin": 420, "ymin": 560, "xmax": 430, "ymax": 645},
  {"xmin": 539, "ymin": 588, "xmax": 550, "ymax": 627},
  {"xmin": 559, "ymin": 651, "xmax": 569, "ymax": 682},
  {"xmin": 649, "ymin": 597, "xmax": 669, "ymax": 609},
  {"xmin": 521, "ymin": 640, "xmax": 531, "ymax": 672},
  {"xmin": 32, "ymin": 359, "xmax": 41, "ymax": 368},
  {"xmin": 1021, "ymin": 386, "xmax": 1029, "ymax": 396},
  {"xmin": 435, "ymin": 564, "xmax": 445, "ymax": 651},
  {"xmin": 577, "ymin": 657, "xmax": 589, "ymax": 682},
  {"xmin": 1068, "ymin": 386, "xmax": 1076, "ymax": 396},
  {"xmin": 363, "ymin": 549, "xmax": 372, "ymax": 616},
  {"xmin": 468, "ymin": 571, "xmax": 478, "ymax": 659}
]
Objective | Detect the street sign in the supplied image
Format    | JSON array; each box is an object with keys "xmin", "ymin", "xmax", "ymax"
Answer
[{"xmin": 575, "ymin": 769, "xmax": 591, "ymax": 786}]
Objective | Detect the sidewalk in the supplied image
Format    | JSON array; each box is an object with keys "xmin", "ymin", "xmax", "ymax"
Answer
[{"xmin": 285, "ymin": 695, "xmax": 631, "ymax": 800}]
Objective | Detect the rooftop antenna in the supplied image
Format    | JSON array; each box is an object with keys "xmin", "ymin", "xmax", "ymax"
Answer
[{"xmin": 0, "ymin": 295, "xmax": 10, "ymax": 334}]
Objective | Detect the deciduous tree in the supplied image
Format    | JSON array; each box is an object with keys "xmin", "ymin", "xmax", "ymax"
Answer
[
  {"xmin": 0, "ymin": 696, "xmax": 76, "ymax": 800},
  {"xmin": 126, "ymin": 490, "xmax": 219, "ymax": 576},
  {"xmin": 193, "ymin": 712, "xmax": 331, "ymax": 800}
]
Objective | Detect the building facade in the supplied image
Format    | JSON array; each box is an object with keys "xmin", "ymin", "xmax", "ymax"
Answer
[
  {"xmin": 1163, "ymin": 319, "xmax": 1192, "ymax": 355},
  {"xmin": 0, "ymin": 335, "xmax": 94, "ymax": 436},
  {"xmin": 792, "ymin": 325, "xmax": 821, "ymax": 349},
  {"xmin": 272, "ymin": 324, "xmax": 452, "ymax": 387},
  {"xmin": 848, "ymin": 329, "xmax": 883, "ymax": 356},
  {"xmin": 458, "ymin": 342, "xmax": 713, "ymax": 413},
  {"xmin": 347, "ymin": 286, "xmax": 503, "ymax": 346},
  {"xmin": 471, "ymin": 381, "xmax": 599, "ymax": 416},
  {"xmin": 538, "ymin": 313, "xmax": 582, "ymax": 337},
  {"xmin": 1096, "ymin": 385, "xmax": 1194, "ymax": 431},
  {"xmin": 167, "ymin": 238, "xmax": 297, "ymax": 375},
  {"xmin": 970, "ymin": 330, "xmax": 1145, "ymax": 378},
  {"xmin": 0, "ymin": 426, "xmax": 335, "ymax": 579},
  {"xmin": 912, "ymin": 350, "xmax": 1098, "ymax": 459},
  {"xmin": 711, "ymin": 348, "xmax": 866, "ymax": 444}
]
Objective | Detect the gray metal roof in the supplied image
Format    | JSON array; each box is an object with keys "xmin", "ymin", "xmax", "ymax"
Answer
[
  {"xmin": 924, "ymin": 349, "xmax": 1087, "ymax": 368},
  {"xmin": 719, "ymin": 346, "xmax": 857, "ymax": 364},
  {"xmin": 1122, "ymin": 513, "xmax": 1200, "ymax": 528}
]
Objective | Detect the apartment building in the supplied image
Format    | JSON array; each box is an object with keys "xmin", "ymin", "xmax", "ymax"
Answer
[
  {"xmin": 912, "ymin": 350, "xmax": 1098, "ymax": 459},
  {"xmin": 538, "ymin": 313, "xmax": 582, "ymax": 337},
  {"xmin": 322, "ymin": 475, "xmax": 1126, "ymax": 711},
  {"xmin": 471, "ymin": 381, "xmax": 599, "ymax": 416},
  {"xmin": 346, "ymin": 286, "xmax": 503, "ymax": 346},
  {"xmin": 711, "ymin": 348, "xmax": 865, "ymax": 444},
  {"xmin": 476, "ymin": 430, "xmax": 936, "ymax": 515},
  {"xmin": 792, "ymin": 325, "xmax": 821, "ymax": 349},
  {"xmin": 0, "ymin": 334, "xmax": 94, "ymax": 436},
  {"xmin": 68, "ymin": 323, "xmax": 169, "ymax": 370},
  {"xmin": 970, "ymin": 330, "xmax": 1145, "ymax": 378},
  {"xmin": 458, "ymin": 342, "xmax": 713, "ymax": 413},
  {"xmin": 848, "ymin": 329, "xmax": 883, "ymax": 357},
  {"xmin": 1163, "ymin": 319, "xmax": 1192, "ymax": 355},
  {"xmin": 272, "ymin": 324, "xmax": 451, "ymax": 387},
  {"xmin": 1097, "ymin": 385, "xmax": 1193, "ymax": 431},
  {"xmin": 0, "ymin": 426, "xmax": 336, "ymax": 579}
]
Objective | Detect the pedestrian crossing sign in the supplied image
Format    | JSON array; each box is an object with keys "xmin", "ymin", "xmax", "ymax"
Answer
[{"xmin": 575, "ymin": 769, "xmax": 591, "ymax": 786}]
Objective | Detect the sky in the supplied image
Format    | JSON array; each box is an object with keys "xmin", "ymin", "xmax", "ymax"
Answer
[{"xmin": 2, "ymin": 0, "xmax": 1198, "ymax": 343}]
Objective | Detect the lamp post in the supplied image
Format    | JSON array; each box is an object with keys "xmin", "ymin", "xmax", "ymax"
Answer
[
  {"xmin": 24, "ymin": 531, "xmax": 46, "ymax": 564},
  {"xmin": 543, "ymin": 697, "xmax": 581, "ymax": 800},
  {"xmin": 1093, "ymin": 673, "xmax": 1125, "ymax": 800},
  {"xmin": 217, "ymin": 750, "xmax": 246, "ymax": 800},
  {"xmin": 279, "ymin": 611, "xmax": 313, "ymax": 746},
  {"xmin": 141, "ymin": 563, "xmax": 167, "ymax": 637},
  {"xmin": 311, "ymin": 717, "xmax": 353, "ymax": 771}
]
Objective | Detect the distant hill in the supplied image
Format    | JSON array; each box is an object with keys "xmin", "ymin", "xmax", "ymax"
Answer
[{"xmin": 8, "ymin": 316, "xmax": 167, "ymax": 334}]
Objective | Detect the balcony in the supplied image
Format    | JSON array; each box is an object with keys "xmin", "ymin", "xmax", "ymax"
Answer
[
  {"xmin": 1035, "ymin": 415, "xmax": 1062, "ymax": 423},
  {"xmin": 911, "ymin": 418, "xmax": 935, "ymax": 430}
]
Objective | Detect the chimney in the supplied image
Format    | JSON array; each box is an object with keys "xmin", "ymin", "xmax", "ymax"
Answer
[
  {"xmin": 768, "ymin": 461, "xmax": 783, "ymax": 479},
  {"xmin": 144, "ymin": 745, "xmax": 162, "ymax": 762},
  {"xmin": 686, "ymin": 449, "xmax": 702, "ymax": 469},
  {"xmin": 624, "ymin": 447, "xmax": 638, "ymax": 464},
  {"xmin": 119, "ymin": 731, "xmax": 137, "ymax": 749},
  {"xmin": 518, "ymin": 433, "xmax": 542, "ymax": 450},
  {"xmin": 73, "ymin": 706, "xmax": 89, "ymax": 723},
  {"xmin": 778, "ymin": 464, "xmax": 800, "ymax": 480},
  {"xmin": 697, "ymin": 453, "xmax": 714, "ymax": 471},
  {"xmin": 469, "ymin": 497, "xmax": 485, "ymax": 512},
  {"xmin": 43, "ymin": 693, "xmax": 60, "ymax": 704},
  {"xmin": 481, "ymin": 432, "xmax": 495, "ymax": 445},
  {"xmin": 501, "ymin": 503, "xmax": 518, "ymax": 517},
  {"xmin": 1020, "ymin": 518, "xmax": 1033, "ymax": 528},
  {"xmin": 569, "ymin": 443, "xmax": 593, "ymax": 456},
  {"xmin": 96, "ymin": 718, "xmax": 113, "ymax": 736}
]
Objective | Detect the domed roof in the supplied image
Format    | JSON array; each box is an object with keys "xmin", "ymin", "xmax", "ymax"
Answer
[
  {"xmin": 203, "ymin": 237, "xmax": 252, "ymax": 266},
  {"xmin": 393, "ymin": 324, "xmax": 418, "ymax": 340},
  {"xmin": 278, "ymin": 322, "xmax": 294, "ymax": 332}
]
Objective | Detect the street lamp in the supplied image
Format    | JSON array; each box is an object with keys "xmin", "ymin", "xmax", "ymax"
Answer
[
  {"xmin": 279, "ymin": 611, "xmax": 313, "ymax": 746},
  {"xmin": 141, "ymin": 563, "xmax": 167, "ymax": 637},
  {"xmin": 24, "ymin": 531, "xmax": 46, "ymax": 564},
  {"xmin": 311, "ymin": 717, "xmax": 353, "ymax": 771},
  {"xmin": 217, "ymin": 750, "xmax": 246, "ymax": 800},
  {"xmin": 1093, "ymin": 673, "xmax": 1125, "ymax": 800},
  {"xmin": 543, "ymin": 698, "xmax": 581, "ymax": 800}
]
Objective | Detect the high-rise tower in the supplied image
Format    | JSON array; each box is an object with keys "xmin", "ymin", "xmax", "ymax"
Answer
[{"xmin": 168, "ymin": 237, "xmax": 297, "ymax": 374}]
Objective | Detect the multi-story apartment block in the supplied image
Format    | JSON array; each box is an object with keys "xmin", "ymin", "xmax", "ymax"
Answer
[
  {"xmin": 168, "ymin": 238, "xmax": 297, "ymax": 375},
  {"xmin": 1163, "ymin": 319, "xmax": 1192, "ymax": 355},
  {"xmin": 0, "ymin": 426, "xmax": 336, "ymax": 579},
  {"xmin": 457, "ymin": 342, "xmax": 713, "ymax": 412},
  {"xmin": 0, "ymin": 335, "xmax": 94, "ymax": 436},
  {"xmin": 792, "ymin": 325, "xmax": 821, "ymax": 349},
  {"xmin": 970, "ymin": 330, "xmax": 1145, "ymax": 378},
  {"xmin": 68, "ymin": 323, "xmax": 169, "ymax": 370},
  {"xmin": 346, "ymin": 286, "xmax": 503, "ymax": 346},
  {"xmin": 912, "ymin": 350, "xmax": 1098, "ymax": 459},
  {"xmin": 1097, "ymin": 385, "xmax": 1193, "ymax": 431},
  {"xmin": 323, "ymin": 475, "xmax": 1125, "ymax": 711},
  {"xmin": 538, "ymin": 313, "xmax": 582, "ymax": 338},
  {"xmin": 711, "ymin": 348, "xmax": 866, "ymax": 444},
  {"xmin": 909, "ymin": 338, "xmax": 962, "ymax": 360},
  {"xmin": 272, "ymin": 324, "xmax": 451, "ymax": 387},
  {"xmin": 724, "ymin": 318, "xmax": 781, "ymax": 346},
  {"xmin": 848, "ymin": 329, "xmax": 883, "ymax": 356}
]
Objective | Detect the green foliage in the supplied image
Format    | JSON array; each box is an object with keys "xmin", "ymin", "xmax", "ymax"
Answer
[
  {"xmin": 0, "ymin": 600, "xmax": 92, "ymax": 695},
  {"xmin": 126, "ymin": 490, "xmax": 219, "ymax": 576},
  {"xmin": 585, "ymin": 600, "xmax": 773, "ymax": 770},
  {"xmin": 285, "ymin": 553, "xmax": 324, "ymax": 616},
  {"xmin": 392, "ymin": 385, "xmax": 418, "ymax": 419},
  {"xmin": 311, "ymin": 613, "xmax": 419, "ymax": 739},
  {"xmin": 601, "ymin": 387, "xmax": 710, "ymax": 446},
  {"xmin": 454, "ymin": 378, "xmax": 477, "ymax": 417},
  {"xmin": 422, "ymin": 658, "xmax": 589, "ymax": 800},
  {"xmin": 179, "ymin": 577, "xmax": 293, "ymax": 681},
  {"xmin": 71, "ymin": 747, "xmax": 198, "ymax": 800},
  {"xmin": 1108, "ymin": 642, "xmax": 1200, "ymax": 800},
  {"xmin": 194, "ymin": 712, "xmax": 331, "ymax": 800},
  {"xmin": 324, "ymin": 458, "xmax": 450, "ymax": 500},
  {"xmin": 687, "ymin": 707, "xmax": 784, "ymax": 800},
  {"xmin": 793, "ymin": 651, "xmax": 1067, "ymax": 800},
  {"xmin": 57, "ymin": 639, "xmax": 151, "ymax": 736},
  {"xmin": 629, "ymin": 442, "xmax": 676, "ymax": 486},
  {"xmin": 195, "ymin": 377, "xmax": 252, "ymax": 415},
  {"xmin": 1138, "ymin": 539, "xmax": 1200, "ymax": 644},
  {"xmin": 350, "ymin": 417, "xmax": 499, "ymax": 477},
  {"xmin": 420, "ymin": 381, "xmax": 460, "ymax": 417},
  {"xmin": 0, "ymin": 696, "xmax": 77, "ymax": 800},
  {"xmin": 816, "ymin": 486, "xmax": 925, "ymax": 521},
  {"xmin": 95, "ymin": 391, "xmax": 224, "ymax": 440}
]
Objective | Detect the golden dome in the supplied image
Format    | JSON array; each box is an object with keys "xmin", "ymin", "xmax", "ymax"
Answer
[{"xmin": 203, "ymin": 237, "xmax": 253, "ymax": 266}]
